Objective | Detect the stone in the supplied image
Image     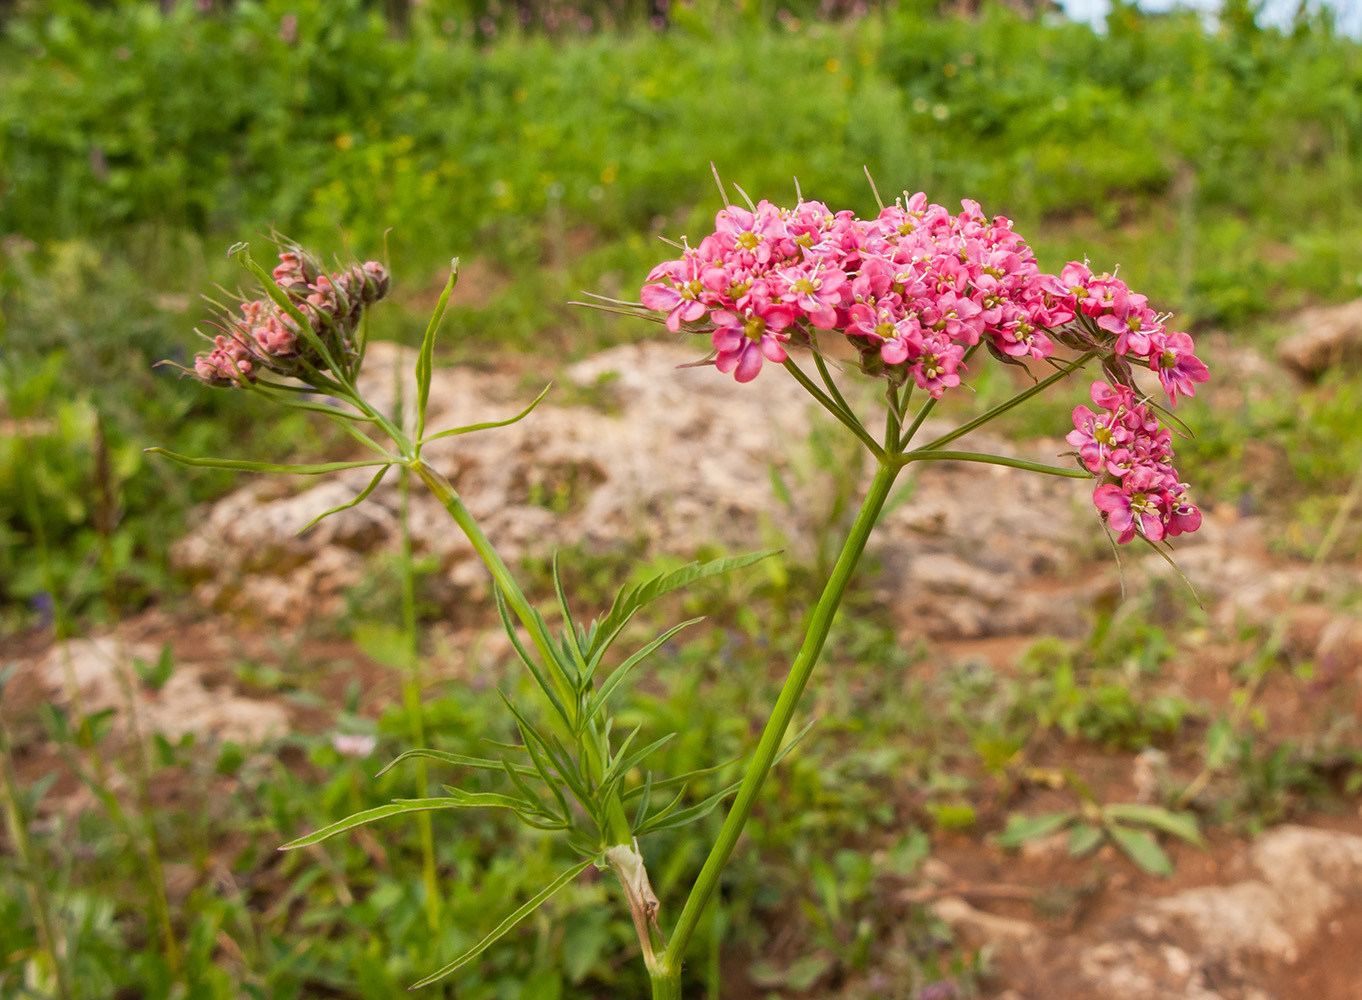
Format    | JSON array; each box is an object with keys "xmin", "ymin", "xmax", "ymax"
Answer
[
  {"xmin": 34, "ymin": 636, "xmax": 289, "ymax": 745},
  {"xmin": 1277, "ymin": 299, "xmax": 1362, "ymax": 379}
]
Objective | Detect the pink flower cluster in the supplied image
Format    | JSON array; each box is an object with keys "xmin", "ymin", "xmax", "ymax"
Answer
[
  {"xmin": 1068, "ymin": 381, "xmax": 1201, "ymax": 543},
  {"xmin": 194, "ymin": 251, "xmax": 389, "ymax": 386},
  {"xmin": 640, "ymin": 194, "xmax": 1209, "ymax": 544}
]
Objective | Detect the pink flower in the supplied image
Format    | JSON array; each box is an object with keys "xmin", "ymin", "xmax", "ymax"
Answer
[
  {"xmin": 1150, "ymin": 331, "xmax": 1210, "ymax": 404},
  {"xmin": 641, "ymin": 256, "xmax": 711, "ymax": 332},
  {"xmin": 776, "ymin": 262, "xmax": 846, "ymax": 329},
  {"xmin": 711, "ymin": 303, "xmax": 794, "ymax": 383},
  {"xmin": 1093, "ymin": 468, "xmax": 1168, "ymax": 544},
  {"xmin": 909, "ymin": 333, "xmax": 965, "ymax": 398}
]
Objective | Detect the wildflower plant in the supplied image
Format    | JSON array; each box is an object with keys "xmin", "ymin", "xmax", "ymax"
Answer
[{"xmin": 155, "ymin": 178, "xmax": 1207, "ymax": 997}]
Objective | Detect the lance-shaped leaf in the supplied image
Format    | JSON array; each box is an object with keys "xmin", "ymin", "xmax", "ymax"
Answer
[
  {"xmin": 586, "ymin": 551, "xmax": 778, "ymax": 663},
  {"xmin": 409, "ymin": 857, "xmax": 595, "ymax": 990},
  {"xmin": 415, "ymin": 260, "xmax": 459, "ymax": 443},
  {"xmin": 420, "ymin": 383, "xmax": 552, "ymax": 445},
  {"xmin": 586, "ymin": 618, "xmax": 702, "ymax": 721},
  {"xmin": 633, "ymin": 717, "xmax": 816, "ymax": 836},
  {"xmin": 598, "ymin": 732, "xmax": 677, "ymax": 802},
  {"xmin": 635, "ymin": 780, "xmax": 745, "ymax": 835},
  {"xmin": 146, "ymin": 448, "xmax": 389, "ymax": 476},
  {"xmin": 494, "ymin": 587, "xmax": 572, "ymax": 728},
  {"xmin": 1107, "ymin": 823, "xmax": 1173, "ymax": 877},
  {"xmin": 551, "ymin": 554, "xmax": 589, "ymax": 675},
  {"xmin": 298, "ymin": 464, "xmax": 393, "ymax": 532},
  {"xmin": 376, "ymin": 748, "xmax": 540, "ymax": 780},
  {"xmin": 995, "ymin": 811, "xmax": 1074, "ymax": 849},
  {"xmin": 1103, "ymin": 804, "xmax": 1206, "ymax": 847},
  {"xmin": 279, "ymin": 798, "xmax": 467, "ymax": 850}
]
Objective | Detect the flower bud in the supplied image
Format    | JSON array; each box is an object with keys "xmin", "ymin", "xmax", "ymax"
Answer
[{"xmin": 359, "ymin": 261, "xmax": 390, "ymax": 303}]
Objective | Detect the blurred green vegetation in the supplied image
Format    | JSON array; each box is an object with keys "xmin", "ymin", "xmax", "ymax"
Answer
[
  {"xmin": 3, "ymin": 2, "xmax": 1362, "ymax": 996},
  {"xmin": 3, "ymin": 0, "xmax": 1362, "ymax": 618}
]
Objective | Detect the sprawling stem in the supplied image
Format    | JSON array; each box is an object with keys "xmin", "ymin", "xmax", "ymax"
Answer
[{"xmin": 659, "ymin": 460, "xmax": 901, "ymax": 982}]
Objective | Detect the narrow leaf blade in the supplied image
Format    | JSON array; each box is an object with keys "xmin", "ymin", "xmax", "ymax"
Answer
[
  {"xmin": 408, "ymin": 858, "xmax": 594, "ymax": 989},
  {"xmin": 279, "ymin": 798, "xmax": 462, "ymax": 850}
]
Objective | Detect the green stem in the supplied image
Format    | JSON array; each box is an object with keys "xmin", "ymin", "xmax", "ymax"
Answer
[
  {"xmin": 915, "ymin": 350, "xmax": 1096, "ymax": 453},
  {"xmin": 649, "ymin": 966, "xmax": 683, "ymax": 1000},
  {"xmin": 659, "ymin": 460, "xmax": 901, "ymax": 982},
  {"xmin": 899, "ymin": 450, "xmax": 1091, "ymax": 479},
  {"xmin": 411, "ymin": 460, "xmax": 634, "ymax": 846},
  {"xmin": 782, "ymin": 358, "xmax": 885, "ymax": 460},
  {"xmin": 399, "ymin": 467, "xmax": 442, "ymax": 934}
]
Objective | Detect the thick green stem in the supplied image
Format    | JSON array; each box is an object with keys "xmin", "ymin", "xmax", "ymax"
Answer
[
  {"xmin": 658, "ymin": 460, "xmax": 901, "ymax": 985},
  {"xmin": 649, "ymin": 967, "xmax": 684, "ymax": 1000}
]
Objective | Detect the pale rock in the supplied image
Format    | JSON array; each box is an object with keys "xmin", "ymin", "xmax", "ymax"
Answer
[
  {"xmin": 1277, "ymin": 298, "xmax": 1362, "ymax": 379},
  {"xmin": 35, "ymin": 636, "xmax": 289, "ymax": 745}
]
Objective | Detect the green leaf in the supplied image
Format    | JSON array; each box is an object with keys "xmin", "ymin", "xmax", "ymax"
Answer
[
  {"xmin": 1068, "ymin": 823, "xmax": 1104, "ymax": 857},
  {"xmin": 438, "ymin": 787, "xmax": 540, "ymax": 814},
  {"xmin": 298, "ymin": 464, "xmax": 393, "ymax": 532},
  {"xmin": 586, "ymin": 617, "xmax": 702, "ymax": 719},
  {"xmin": 278, "ymin": 798, "xmax": 465, "ymax": 850},
  {"xmin": 420, "ymin": 383, "xmax": 552, "ymax": 444},
  {"xmin": 551, "ymin": 553, "xmax": 587, "ymax": 674},
  {"xmin": 587, "ymin": 551, "xmax": 777, "ymax": 661},
  {"xmin": 375, "ymin": 748, "xmax": 538, "ymax": 780},
  {"xmin": 620, "ymin": 756, "xmax": 741, "ymax": 802},
  {"xmin": 1108, "ymin": 824, "xmax": 1173, "ymax": 876},
  {"xmin": 494, "ymin": 586, "xmax": 572, "ymax": 728},
  {"xmin": 409, "ymin": 857, "xmax": 594, "ymax": 989},
  {"xmin": 415, "ymin": 261, "xmax": 459, "ymax": 442},
  {"xmin": 996, "ymin": 811, "xmax": 1074, "ymax": 849},
  {"xmin": 635, "ymin": 778, "xmax": 741, "ymax": 835},
  {"xmin": 135, "ymin": 644, "xmax": 175, "ymax": 692},
  {"xmin": 599, "ymin": 732, "xmax": 676, "ymax": 798},
  {"xmin": 145, "ymin": 448, "xmax": 388, "ymax": 476},
  {"xmin": 1103, "ymin": 804, "xmax": 1206, "ymax": 847}
]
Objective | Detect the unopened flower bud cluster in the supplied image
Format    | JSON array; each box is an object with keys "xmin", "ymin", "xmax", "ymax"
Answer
[
  {"xmin": 640, "ymin": 194, "xmax": 1209, "ymax": 544},
  {"xmin": 194, "ymin": 250, "xmax": 389, "ymax": 385}
]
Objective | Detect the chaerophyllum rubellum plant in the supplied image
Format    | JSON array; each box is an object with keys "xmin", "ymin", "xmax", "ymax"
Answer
[{"xmin": 154, "ymin": 175, "xmax": 1208, "ymax": 998}]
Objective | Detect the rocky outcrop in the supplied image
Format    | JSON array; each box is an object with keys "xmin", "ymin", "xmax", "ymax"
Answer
[{"xmin": 172, "ymin": 342, "xmax": 1101, "ymax": 639}]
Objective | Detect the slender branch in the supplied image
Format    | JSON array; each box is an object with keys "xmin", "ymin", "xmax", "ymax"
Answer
[
  {"xmin": 811, "ymin": 347, "xmax": 856, "ymax": 421},
  {"xmin": 900, "ymin": 450, "xmax": 1092, "ymax": 479},
  {"xmin": 411, "ymin": 460, "xmax": 634, "ymax": 846},
  {"xmin": 782, "ymin": 357, "xmax": 885, "ymax": 460},
  {"xmin": 915, "ymin": 350, "xmax": 1097, "ymax": 453}
]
